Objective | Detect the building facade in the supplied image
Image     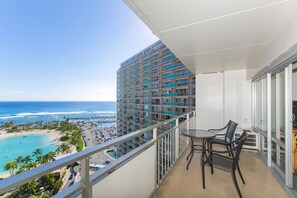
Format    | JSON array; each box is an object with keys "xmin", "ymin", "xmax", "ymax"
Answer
[{"xmin": 117, "ymin": 40, "xmax": 195, "ymax": 155}]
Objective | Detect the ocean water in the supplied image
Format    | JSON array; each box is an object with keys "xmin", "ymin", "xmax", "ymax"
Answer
[
  {"xmin": 0, "ymin": 133, "xmax": 57, "ymax": 177},
  {"xmin": 0, "ymin": 101, "xmax": 116, "ymax": 125},
  {"xmin": 0, "ymin": 101, "xmax": 116, "ymax": 177}
]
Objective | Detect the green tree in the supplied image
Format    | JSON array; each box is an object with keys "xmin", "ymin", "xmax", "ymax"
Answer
[
  {"xmin": 4, "ymin": 161, "xmax": 18, "ymax": 176},
  {"xmin": 22, "ymin": 155, "xmax": 32, "ymax": 164},
  {"xmin": 33, "ymin": 148, "xmax": 43, "ymax": 158},
  {"xmin": 3, "ymin": 121, "xmax": 14, "ymax": 128},
  {"xmin": 41, "ymin": 173, "xmax": 55, "ymax": 189},
  {"xmin": 15, "ymin": 155, "xmax": 24, "ymax": 166},
  {"xmin": 43, "ymin": 152, "xmax": 55, "ymax": 163},
  {"xmin": 55, "ymin": 143, "xmax": 70, "ymax": 155},
  {"xmin": 43, "ymin": 191, "xmax": 51, "ymax": 198},
  {"xmin": 22, "ymin": 162, "xmax": 37, "ymax": 170},
  {"xmin": 53, "ymin": 179, "xmax": 63, "ymax": 195},
  {"xmin": 22, "ymin": 181, "xmax": 38, "ymax": 195}
]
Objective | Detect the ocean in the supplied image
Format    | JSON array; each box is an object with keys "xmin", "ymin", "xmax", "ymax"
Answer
[
  {"xmin": 0, "ymin": 101, "xmax": 116, "ymax": 125},
  {"xmin": 0, "ymin": 101, "xmax": 116, "ymax": 177}
]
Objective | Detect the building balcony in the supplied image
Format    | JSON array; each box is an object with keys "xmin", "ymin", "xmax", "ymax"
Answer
[
  {"xmin": 163, "ymin": 102, "xmax": 177, "ymax": 106},
  {"xmin": 0, "ymin": 111, "xmax": 286, "ymax": 198},
  {"xmin": 157, "ymin": 148, "xmax": 286, "ymax": 198},
  {"xmin": 163, "ymin": 83, "xmax": 177, "ymax": 88},
  {"xmin": 163, "ymin": 93, "xmax": 178, "ymax": 97},
  {"xmin": 164, "ymin": 55, "xmax": 176, "ymax": 62},
  {"xmin": 163, "ymin": 63, "xmax": 181, "ymax": 71},
  {"xmin": 164, "ymin": 111, "xmax": 178, "ymax": 116}
]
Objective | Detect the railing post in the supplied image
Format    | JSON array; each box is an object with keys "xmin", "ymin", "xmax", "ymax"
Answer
[
  {"xmin": 81, "ymin": 157, "xmax": 92, "ymax": 198},
  {"xmin": 175, "ymin": 118, "xmax": 179, "ymax": 160},
  {"xmin": 153, "ymin": 127, "xmax": 158, "ymax": 190},
  {"xmin": 186, "ymin": 113, "xmax": 190, "ymax": 145}
]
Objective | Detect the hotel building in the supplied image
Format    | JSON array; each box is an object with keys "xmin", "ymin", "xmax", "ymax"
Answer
[{"xmin": 116, "ymin": 40, "xmax": 195, "ymax": 155}]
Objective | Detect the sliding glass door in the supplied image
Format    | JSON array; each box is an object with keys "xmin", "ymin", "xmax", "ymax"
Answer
[{"xmin": 253, "ymin": 64, "xmax": 293, "ymax": 188}]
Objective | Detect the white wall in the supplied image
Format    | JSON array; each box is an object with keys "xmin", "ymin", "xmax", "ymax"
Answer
[
  {"xmin": 196, "ymin": 72, "xmax": 224, "ymax": 129},
  {"xmin": 196, "ymin": 70, "xmax": 251, "ymax": 130},
  {"xmin": 92, "ymin": 146, "xmax": 156, "ymax": 198}
]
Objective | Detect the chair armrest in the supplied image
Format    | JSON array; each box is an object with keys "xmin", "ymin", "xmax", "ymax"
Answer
[
  {"xmin": 210, "ymin": 140, "xmax": 231, "ymax": 145},
  {"xmin": 208, "ymin": 128, "xmax": 225, "ymax": 132},
  {"xmin": 204, "ymin": 145, "xmax": 238, "ymax": 153},
  {"xmin": 213, "ymin": 133, "xmax": 225, "ymax": 136},
  {"xmin": 208, "ymin": 123, "xmax": 229, "ymax": 132}
]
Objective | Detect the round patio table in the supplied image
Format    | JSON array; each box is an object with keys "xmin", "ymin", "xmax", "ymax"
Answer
[{"xmin": 182, "ymin": 129, "xmax": 216, "ymax": 170}]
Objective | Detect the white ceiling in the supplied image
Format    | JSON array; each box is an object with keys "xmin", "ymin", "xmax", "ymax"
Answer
[{"xmin": 124, "ymin": 0, "xmax": 297, "ymax": 74}]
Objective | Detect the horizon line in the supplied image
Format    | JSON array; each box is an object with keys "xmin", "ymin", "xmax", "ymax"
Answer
[{"xmin": 0, "ymin": 100, "xmax": 116, "ymax": 102}]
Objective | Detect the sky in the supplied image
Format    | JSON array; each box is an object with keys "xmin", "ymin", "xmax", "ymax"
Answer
[{"xmin": 0, "ymin": 0, "xmax": 158, "ymax": 101}]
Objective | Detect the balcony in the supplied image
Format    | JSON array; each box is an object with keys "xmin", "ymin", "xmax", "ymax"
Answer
[
  {"xmin": 164, "ymin": 55, "xmax": 176, "ymax": 62},
  {"xmin": 157, "ymin": 148, "xmax": 286, "ymax": 198},
  {"xmin": 163, "ymin": 83, "xmax": 177, "ymax": 88},
  {"xmin": 0, "ymin": 111, "xmax": 286, "ymax": 198},
  {"xmin": 163, "ymin": 93, "xmax": 178, "ymax": 97}
]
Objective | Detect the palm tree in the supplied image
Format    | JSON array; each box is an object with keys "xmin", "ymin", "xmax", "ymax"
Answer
[
  {"xmin": 22, "ymin": 155, "xmax": 32, "ymax": 164},
  {"xmin": 47, "ymin": 151, "xmax": 56, "ymax": 161},
  {"xmin": 41, "ymin": 173, "xmax": 55, "ymax": 189},
  {"xmin": 15, "ymin": 155, "xmax": 24, "ymax": 165},
  {"xmin": 55, "ymin": 143, "xmax": 70, "ymax": 155},
  {"xmin": 43, "ymin": 152, "xmax": 56, "ymax": 163},
  {"xmin": 36, "ymin": 155, "xmax": 44, "ymax": 164},
  {"xmin": 32, "ymin": 148, "xmax": 43, "ymax": 158},
  {"xmin": 4, "ymin": 161, "xmax": 18, "ymax": 176},
  {"xmin": 22, "ymin": 162, "xmax": 37, "ymax": 170}
]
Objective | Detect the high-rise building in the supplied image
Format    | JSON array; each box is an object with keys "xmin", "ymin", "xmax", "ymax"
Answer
[{"xmin": 117, "ymin": 40, "xmax": 195, "ymax": 155}]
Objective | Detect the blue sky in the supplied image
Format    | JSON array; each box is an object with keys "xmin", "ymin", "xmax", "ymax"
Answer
[{"xmin": 0, "ymin": 1, "xmax": 158, "ymax": 101}]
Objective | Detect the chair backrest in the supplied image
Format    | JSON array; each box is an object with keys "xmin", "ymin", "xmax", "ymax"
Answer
[
  {"xmin": 225, "ymin": 121, "xmax": 238, "ymax": 142},
  {"xmin": 232, "ymin": 131, "xmax": 248, "ymax": 164}
]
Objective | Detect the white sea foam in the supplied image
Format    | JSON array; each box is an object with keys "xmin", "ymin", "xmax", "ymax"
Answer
[
  {"xmin": 0, "ymin": 111, "xmax": 116, "ymax": 119},
  {"xmin": 90, "ymin": 111, "xmax": 116, "ymax": 114}
]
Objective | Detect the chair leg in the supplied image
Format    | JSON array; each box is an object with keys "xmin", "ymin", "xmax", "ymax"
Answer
[
  {"xmin": 209, "ymin": 142, "xmax": 214, "ymax": 174},
  {"xmin": 201, "ymin": 159, "xmax": 206, "ymax": 189},
  {"xmin": 237, "ymin": 163, "xmax": 245, "ymax": 184},
  {"xmin": 186, "ymin": 150, "xmax": 194, "ymax": 170},
  {"xmin": 231, "ymin": 169, "xmax": 242, "ymax": 198},
  {"xmin": 186, "ymin": 149, "xmax": 193, "ymax": 161},
  {"xmin": 186, "ymin": 138, "xmax": 194, "ymax": 170},
  {"xmin": 226, "ymin": 145, "xmax": 231, "ymax": 156},
  {"xmin": 187, "ymin": 138, "xmax": 194, "ymax": 160}
]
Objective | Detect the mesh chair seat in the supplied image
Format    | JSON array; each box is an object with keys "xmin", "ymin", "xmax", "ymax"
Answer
[
  {"xmin": 211, "ymin": 154, "xmax": 233, "ymax": 169},
  {"xmin": 210, "ymin": 138, "xmax": 231, "ymax": 145},
  {"xmin": 202, "ymin": 131, "xmax": 248, "ymax": 198}
]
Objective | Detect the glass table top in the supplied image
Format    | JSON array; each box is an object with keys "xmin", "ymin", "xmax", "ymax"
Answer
[{"xmin": 182, "ymin": 129, "xmax": 216, "ymax": 139}]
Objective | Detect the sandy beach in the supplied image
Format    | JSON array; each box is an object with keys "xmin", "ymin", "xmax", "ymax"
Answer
[{"xmin": 0, "ymin": 129, "xmax": 62, "ymax": 144}]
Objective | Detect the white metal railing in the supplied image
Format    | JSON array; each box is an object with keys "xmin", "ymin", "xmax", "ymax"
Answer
[
  {"xmin": 0, "ymin": 111, "xmax": 196, "ymax": 198},
  {"xmin": 156, "ymin": 114, "xmax": 196, "ymax": 185}
]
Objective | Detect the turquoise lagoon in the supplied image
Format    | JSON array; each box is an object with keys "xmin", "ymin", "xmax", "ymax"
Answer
[{"xmin": 0, "ymin": 133, "xmax": 58, "ymax": 177}]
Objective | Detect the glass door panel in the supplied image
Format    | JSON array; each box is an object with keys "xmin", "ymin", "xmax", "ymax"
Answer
[
  {"xmin": 255, "ymin": 78, "xmax": 267, "ymax": 131},
  {"xmin": 272, "ymin": 141, "xmax": 286, "ymax": 172},
  {"xmin": 260, "ymin": 135, "xmax": 267, "ymax": 157},
  {"xmin": 271, "ymin": 71, "xmax": 285, "ymax": 145}
]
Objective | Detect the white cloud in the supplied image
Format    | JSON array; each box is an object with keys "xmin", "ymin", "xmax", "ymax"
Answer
[{"xmin": 0, "ymin": 88, "xmax": 45, "ymax": 101}]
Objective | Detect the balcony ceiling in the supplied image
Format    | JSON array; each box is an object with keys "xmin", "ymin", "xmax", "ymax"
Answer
[{"xmin": 124, "ymin": 0, "xmax": 297, "ymax": 75}]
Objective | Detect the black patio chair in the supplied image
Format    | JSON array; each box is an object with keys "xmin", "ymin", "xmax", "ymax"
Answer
[
  {"xmin": 208, "ymin": 120, "xmax": 238, "ymax": 155},
  {"xmin": 201, "ymin": 131, "xmax": 248, "ymax": 198}
]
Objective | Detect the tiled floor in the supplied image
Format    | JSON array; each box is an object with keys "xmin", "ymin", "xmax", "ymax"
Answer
[{"xmin": 156, "ymin": 148, "xmax": 287, "ymax": 198}]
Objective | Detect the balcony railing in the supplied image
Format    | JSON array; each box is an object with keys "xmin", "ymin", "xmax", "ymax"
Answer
[{"xmin": 0, "ymin": 111, "xmax": 196, "ymax": 198}]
